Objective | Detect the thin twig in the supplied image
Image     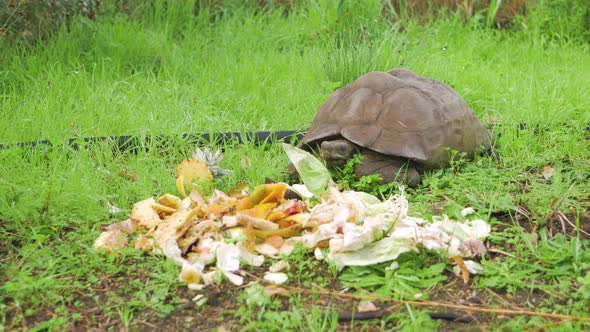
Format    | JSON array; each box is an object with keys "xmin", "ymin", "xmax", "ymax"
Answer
[
  {"xmin": 135, "ymin": 319, "xmax": 159, "ymax": 329},
  {"xmin": 483, "ymin": 287, "xmax": 511, "ymax": 307},
  {"xmin": 487, "ymin": 248, "xmax": 516, "ymax": 258},
  {"xmin": 558, "ymin": 211, "xmax": 590, "ymax": 237},
  {"xmin": 558, "ymin": 215, "xmax": 567, "ymax": 234},
  {"xmin": 282, "ymin": 285, "xmax": 590, "ymax": 323},
  {"xmin": 551, "ymin": 183, "xmax": 576, "ymax": 211}
]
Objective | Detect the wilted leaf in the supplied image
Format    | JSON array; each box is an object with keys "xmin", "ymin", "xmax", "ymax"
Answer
[{"xmin": 331, "ymin": 238, "xmax": 413, "ymax": 267}]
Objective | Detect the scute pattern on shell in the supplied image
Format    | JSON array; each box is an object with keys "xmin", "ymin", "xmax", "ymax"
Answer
[{"xmin": 300, "ymin": 68, "xmax": 491, "ymax": 168}]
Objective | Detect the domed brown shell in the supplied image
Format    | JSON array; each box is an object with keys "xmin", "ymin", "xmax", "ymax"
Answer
[{"xmin": 299, "ymin": 68, "xmax": 491, "ymax": 168}]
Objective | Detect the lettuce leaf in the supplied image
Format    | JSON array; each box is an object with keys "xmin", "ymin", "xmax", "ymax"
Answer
[{"xmin": 282, "ymin": 143, "xmax": 331, "ymax": 197}]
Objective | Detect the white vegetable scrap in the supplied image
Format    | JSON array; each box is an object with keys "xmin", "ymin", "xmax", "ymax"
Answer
[
  {"xmin": 301, "ymin": 187, "xmax": 490, "ymax": 272},
  {"xmin": 303, "ymin": 184, "xmax": 394, "ymax": 249},
  {"xmin": 238, "ymin": 245, "xmax": 265, "ymax": 267},
  {"xmin": 302, "ymin": 187, "xmax": 407, "ymax": 263},
  {"xmin": 461, "ymin": 207, "xmax": 476, "ymax": 217},
  {"xmin": 357, "ymin": 301, "xmax": 378, "ymax": 313},
  {"xmin": 314, "ymin": 247, "xmax": 324, "ymax": 260},
  {"xmin": 263, "ymin": 272, "xmax": 289, "ymax": 285},
  {"xmin": 290, "ymin": 184, "xmax": 314, "ymax": 199},
  {"xmin": 255, "ymin": 243, "xmax": 281, "ymax": 258},
  {"xmin": 269, "ymin": 260, "xmax": 290, "ymax": 273},
  {"xmin": 217, "ymin": 243, "xmax": 244, "ymax": 285}
]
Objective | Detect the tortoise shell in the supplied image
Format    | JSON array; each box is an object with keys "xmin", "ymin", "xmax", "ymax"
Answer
[{"xmin": 299, "ymin": 68, "xmax": 491, "ymax": 168}]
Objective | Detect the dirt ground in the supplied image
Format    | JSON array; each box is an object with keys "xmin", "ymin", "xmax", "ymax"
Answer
[
  {"xmin": 4, "ymin": 211, "xmax": 589, "ymax": 331},
  {"xmin": 36, "ymin": 270, "xmax": 548, "ymax": 331}
]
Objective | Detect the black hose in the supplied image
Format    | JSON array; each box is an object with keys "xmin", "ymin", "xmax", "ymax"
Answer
[
  {"xmin": 337, "ymin": 308, "xmax": 475, "ymax": 323},
  {"xmin": 0, "ymin": 130, "xmax": 305, "ymax": 151}
]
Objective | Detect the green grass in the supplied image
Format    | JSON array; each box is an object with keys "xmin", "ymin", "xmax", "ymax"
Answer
[{"xmin": 1, "ymin": 0, "xmax": 589, "ymax": 330}]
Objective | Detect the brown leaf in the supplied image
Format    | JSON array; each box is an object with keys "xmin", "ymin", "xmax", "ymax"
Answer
[{"xmin": 542, "ymin": 165, "xmax": 556, "ymax": 180}]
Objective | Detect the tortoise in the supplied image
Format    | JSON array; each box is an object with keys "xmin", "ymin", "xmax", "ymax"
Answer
[{"xmin": 292, "ymin": 68, "xmax": 491, "ymax": 187}]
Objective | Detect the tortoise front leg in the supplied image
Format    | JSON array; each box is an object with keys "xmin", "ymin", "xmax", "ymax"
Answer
[{"xmin": 355, "ymin": 151, "xmax": 421, "ymax": 187}]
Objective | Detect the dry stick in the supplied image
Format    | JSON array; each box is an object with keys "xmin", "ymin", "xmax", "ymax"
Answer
[
  {"xmin": 551, "ymin": 183, "xmax": 575, "ymax": 211},
  {"xmin": 483, "ymin": 287, "xmax": 511, "ymax": 307},
  {"xmin": 283, "ymin": 285, "xmax": 590, "ymax": 323},
  {"xmin": 557, "ymin": 215, "xmax": 567, "ymax": 234},
  {"xmin": 558, "ymin": 210, "xmax": 590, "ymax": 237},
  {"xmin": 135, "ymin": 320, "xmax": 159, "ymax": 329},
  {"xmin": 486, "ymin": 248, "xmax": 516, "ymax": 258}
]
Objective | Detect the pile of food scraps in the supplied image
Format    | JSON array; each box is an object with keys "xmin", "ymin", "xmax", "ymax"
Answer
[{"xmin": 95, "ymin": 145, "xmax": 490, "ymax": 290}]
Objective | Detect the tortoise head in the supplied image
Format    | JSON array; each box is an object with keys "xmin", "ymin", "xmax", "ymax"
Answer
[{"xmin": 319, "ymin": 139, "xmax": 359, "ymax": 168}]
